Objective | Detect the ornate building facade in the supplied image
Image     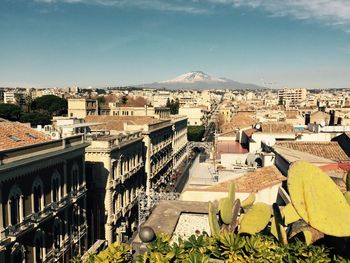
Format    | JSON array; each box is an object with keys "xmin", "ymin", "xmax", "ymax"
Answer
[
  {"xmin": 0, "ymin": 122, "xmax": 88, "ymax": 263},
  {"xmin": 85, "ymin": 132, "xmax": 145, "ymax": 244}
]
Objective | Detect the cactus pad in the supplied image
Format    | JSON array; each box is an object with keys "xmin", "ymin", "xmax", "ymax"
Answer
[
  {"xmin": 219, "ymin": 197, "xmax": 234, "ymax": 224},
  {"xmin": 288, "ymin": 161, "xmax": 350, "ymax": 237},
  {"xmin": 241, "ymin": 193, "xmax": 255, "ymax": 208},
  {"xmin": 281, "ymin": 203, "xmax": 300, "ymax": 225},
  {"xmin": 239, "ymin": 203, "xmax": 271, "ymax": 235}
]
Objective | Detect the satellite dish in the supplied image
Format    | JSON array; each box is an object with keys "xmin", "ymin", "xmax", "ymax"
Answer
[
  {"xmin": 262, "ymin": 137, "xmax": 276, "ymax": 147},
  {"xmin": 255, "ymin": 123, "xmax": 261, "ymax": 130},
  {"xmin": 320, "ymin": 120, "xmax": 326, "ymax": 127}
]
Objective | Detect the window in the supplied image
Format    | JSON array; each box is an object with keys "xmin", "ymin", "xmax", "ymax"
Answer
[
  {"xmin": 72, "ymin": 205, "xmax": 80, "ymax": 235},
  {"xmin": 8, "ymin": 185, "xmax": 23, "ymax": 226},
  {"xmin": 51, "ymin": 171, "xmax": 61, "ymax": 203},
  {"xmin": 11, "ymin": 243, "xmax": 26, "ymax": 263},
  {"xmin": 53, "ymin": 219, "xmax": 62, "ymax": 250},
  {"xmin": 32, "ymin": 178, "xmax": 44, "ymax": 214},
  {"xmin": 34, "ymin": 230, "xmax": 45, "ymax": 263},
  {"xmin": 71, "ymin": 163, "xmax": 79, "ymax": 192}
]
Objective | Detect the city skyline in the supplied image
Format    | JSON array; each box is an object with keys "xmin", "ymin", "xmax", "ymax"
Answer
[{"xmin": 1, "ymin": 0, "xmax": 350, "ymax": 89}]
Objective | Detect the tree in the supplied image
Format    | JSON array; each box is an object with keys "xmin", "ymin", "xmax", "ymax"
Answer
[
  {"xmin": 0, "ymin": 103, "xmax": 21, "ymax": 121},
  {"xmin": 187, "ymin": 125, "xmax": 205, "ymax": 142},
  {"xmin": 20, "ymin": 112, "xmax": 51, "ymax": 126},
  {"xmin": 166, "ymin": 98, "xmax": 179, "ymax": 114},
  {"xmin": 32, "ymin": 95, "xmax": 67, "ymax": 116},
  {"xmin": 121, "ymin": 95, "xmax": 128, "ymax": 105}
]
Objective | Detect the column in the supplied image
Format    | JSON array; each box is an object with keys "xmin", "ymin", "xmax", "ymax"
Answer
[{"xmin": 63, "ymin": 160, "xmax": 68, "ymax": 196}]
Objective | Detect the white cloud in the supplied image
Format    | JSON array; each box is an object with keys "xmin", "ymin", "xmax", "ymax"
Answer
[
  {"xmin": 33, "ymin": 0, "xmax": 208, "ymax": 14},
  {"xmin": 209, "ymin": 0, "xmax": 350, "ymax": 31},
  {"xmin": 33, "ymin": 0, "xmax": 350, "ymax": 31}
]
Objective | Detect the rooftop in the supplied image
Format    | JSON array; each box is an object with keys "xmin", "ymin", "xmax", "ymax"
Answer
[
  {"xmin": 0, "ymin": 122, "xmax": 51, "ymax": 150},
  {"xmin": 276, "ymin": 141, "xmax": 350, "ymax": 162},
  {"xmin": 85, "ymin": 115, "xmax": 163, "ymax": 131},
  {"xmin": 261, "ymin": 122, "xmax": 294, "ymax": 133},
  {"xmin": 216, "ymin": 141, "xmax": 248, "ymax": 159},
  {"xmin": 204, "ymin": 165, "xmax": 286, "ymax": 193}
]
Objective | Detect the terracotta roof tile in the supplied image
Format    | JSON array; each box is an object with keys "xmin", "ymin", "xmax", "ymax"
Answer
[
  {"xmin": 0, "ymin": 122, "xmax": 51, "ymax": 150},
  {"xmin": 205, "ymin": 166, "xmax": 286, "ymax": 193},
  {"xmin": 261, "ymin": 122, "xmax": 294, "ymax": 133},
  {"xmin": 277, "ymin": 141, "xmax": 350, "ymax": 162}
]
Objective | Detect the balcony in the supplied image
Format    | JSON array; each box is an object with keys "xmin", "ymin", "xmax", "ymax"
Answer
[
  {"xmin": 72, "ymin": 224, "xmax": 88, "ymax": 243},
  {"xmin": 2, "ymin": 217, "xmax": 34, "ymax": 241},
  {"xmin": 112, "ymin": 210, "xmax": 122, "ymax": 223},
  {"xmin": 70, "ymin": 186, "xmax": 87, "ymax": 202},
  {"xmin": 31, "ymin": 206, "xmax": 53, "ymax": 224},
  {"xmin": 51, "ymin": 195, "xmax": 70, "ymax": 213},
  {"xmin": 121, "ymin": 162, "xmax": 144, "ymax": 183}
]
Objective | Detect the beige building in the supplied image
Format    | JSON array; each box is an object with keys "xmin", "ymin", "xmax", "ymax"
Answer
[
  {"xmin": 85, "ymin": 132, "xmax": 145, "ymax": 244},
  {"xmin": 179, "ymin": 106, "xmax": 206, "ymax": 126},
  {"xmin": 68, "ymin": 98, "xmax": 98, "ymax": 118},
  {"xmin": 171, "ymin": 115, "xmax": 188, "ymax": 170},
  {"xmin": 108, "ymin": 103, "xmax": 170, "ymax": 119},
  {"xmin": 278, "ymin": 88, "xmax": 307, "ymax": 107},
  {"xmin": 0, "ymin": 122, "xmax": 88, "ymax": 263}
]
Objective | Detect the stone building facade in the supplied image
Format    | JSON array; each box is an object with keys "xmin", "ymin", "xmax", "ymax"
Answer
[
  {"xmin": 0, "ymin": 132, "xmax": 88, "ymax": 263},
  {"xmin": 85, "ymin": 132, "xmax": 145, "ymax": 244}
]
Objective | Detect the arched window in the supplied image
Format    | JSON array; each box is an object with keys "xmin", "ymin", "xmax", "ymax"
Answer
[
  {"xmin": 71, "ymin": 163, "xmax": 79, "ymax": 192},
  {"xmin": 32, "ymin": 178, "xmax": 44, "ymax": 214},
  {"xmin": 72, "ymin": 205, "xmax": 80, "ymax": 235},
  {"xmin": 51, "ymin": 171, "xmax": 61, "ymax": 203},
  {"xmin": 8, "ymin": 185, "xmax": 23, "ymax": 226},
  {"xmin": 53, "ymin": 218, "xmax": 62, "ymax": 250},
  {"xmin": 33, "ymin": 229, "xmax": 46, "ymax": 263},
  {"xmin": 119, "ymin": 193, "xmax": 123, "ymax": 210},
  {"xmin": 11, "ymin": 243, "xmax": 26, "ymax": 263},
  {"xmin": 113, "ymin": 193, "xmax": 117, "ymax": 214}
]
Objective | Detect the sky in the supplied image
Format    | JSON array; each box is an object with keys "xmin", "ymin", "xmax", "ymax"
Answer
[{"xmin": 1, "ymin": 0, "xmax": 350, "ymax": 89}]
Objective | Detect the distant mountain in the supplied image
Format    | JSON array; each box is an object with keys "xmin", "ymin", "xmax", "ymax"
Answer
[{"xmin": 138, "ymin": 71, "xmax": 264, "ymax": 90}]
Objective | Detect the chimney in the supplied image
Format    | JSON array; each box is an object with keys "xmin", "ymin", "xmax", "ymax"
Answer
[
  {"xmin": 329, "ymin": 110, "xmax": 335, "ymax": 126},
  {"xmin": 305, "ymin": 113, "xmax": 310, "ymax": 125}
]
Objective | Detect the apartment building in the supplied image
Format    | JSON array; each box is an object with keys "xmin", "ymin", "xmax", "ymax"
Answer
[
  {"xmin": 108, "ymin": 103, "xmax": 170, "ymax": 119},
  {"xmin": 171, "ymin": 115, "xmax": 188, "ymax": 170},
  {"xmin": 68, "ymin": 98, "xmax": 98, "ymax": 118},
  {"xmin": 4, "ymin": 91, "xmax": 16, "ymax": 104},
  {"xmin": 85, "ymin": 132, "xmax": 145, "ymax": 244},
  {"xmin": 179, "ymin": 106, "xmax": 206, "ymax": 126},
  {"xmin": 0, "ymin": 122, "xmax": 88, "ymax": 263},
  {"xmin": 278, "ymin": 88, "xmax": 307, "ymax": 107}
]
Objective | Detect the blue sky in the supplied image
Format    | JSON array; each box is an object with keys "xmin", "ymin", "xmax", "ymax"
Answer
[{"xmin": 1, "ymin": 0, "xmax": 350, "ymax": 89}]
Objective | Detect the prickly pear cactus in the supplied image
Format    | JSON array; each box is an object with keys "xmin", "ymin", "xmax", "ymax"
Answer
[
  {"xmin": 281, "ymin": 203, "xmax": 300, "ymax": 225},
  {"xmin": 220, "ymin": 198, "xmax": 234, "ymax": 224},
  {"xmin": 241, "ymin": 193, "xmax": 255, "ymax": 208},
  {"xmin": 208, "ymin": 201, "xmax": 220, "ymax": 237},
  {"xmin": 239, "ymin": 203, "xmax": 271, "ymax": 235},
  {"xmin": 288, "ymin": 161, "xmax": 350, "ymax": 237}
]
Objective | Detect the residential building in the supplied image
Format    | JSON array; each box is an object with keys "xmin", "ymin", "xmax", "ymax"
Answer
[
  {"xmin": 0, "ymin": 122, "xmax": 88, "ymax": 263},
  {"xmin": 179, "ymin": 106, "xmax": 206, "ymax": 126},
  {"xmin": 278, "ymin": 88, "xmax": 307, "ymax": 107},
  {"xmin": 4, "ymin": 92, "xmax": 16, "ymax": 104},
  {"xmin": 85, "ymin": 132, "xmax": 145, "ymax": 244},
  {"xmin": 68, "ymin": 98, "xmax": 98, "ymax": 118}
]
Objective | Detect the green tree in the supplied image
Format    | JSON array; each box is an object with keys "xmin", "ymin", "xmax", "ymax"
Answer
[
  {"xmin": 0, "ymin": 103, "xmax": 21, "ymax": 121},
  {"xmin": 187, "ymin": 125, "xmax": 205, "ymax": 142},
  {"xmin": 166, "ymin": 98, "xmax": 180, "ymax": 114},
  {"xmin": 121, "ymin": 95, "xmax": 128, "ymax": 105},
  {"xmin": 19, "ymin": 112, "xmax": 51, "ymax": 126},
  {"xmin": 32, "ymin": 95, "xmax": 67, "ymax": 116}
]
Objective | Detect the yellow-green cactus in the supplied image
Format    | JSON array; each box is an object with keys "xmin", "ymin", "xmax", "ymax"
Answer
[
  {"xmin": 239, "ymin": 203, "xmax": 271, "ymax": 235},
  {"xmin": 288, "ymin": 161, "xmax": 350, "ymax": 237},
  {"xmin": 281, "ymin": 203, "xmax": 300, "ymax": 225},
  {"xmin": 208, "ymin": 201, "xmax": 220, "ymax": 237},
  {"xmin": 344, "ymin": 191, "xmax": 350, "ymax": 205},
  {"xmin": 241, "ymin": 193, "xmax": 255, "ymax": 208},
  {"xmin": 228, "ymin": 182, "xmax": 235, "ymax": 201},
  {"xmin": 220, "ymin": 197, "xmax": 234, "ymax": 224},
  {"xmin": 271, "ymin": 203, "xmax": 288, "ymax": 245}
]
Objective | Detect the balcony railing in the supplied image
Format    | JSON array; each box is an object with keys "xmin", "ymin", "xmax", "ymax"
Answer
[
  {"xmin": 31, "ymin": 206, "xmax": 53, "ymax": 224},
  {"xmin": 121, "ymin": 162, "xmax": 144, "ymax": 183}
]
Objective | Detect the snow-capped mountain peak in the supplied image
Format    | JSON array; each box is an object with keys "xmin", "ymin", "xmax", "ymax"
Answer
[{"xmin": 160, "ymin": 71, "xmax": 226, "ymax": 84}]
